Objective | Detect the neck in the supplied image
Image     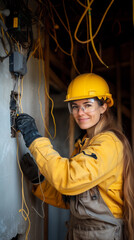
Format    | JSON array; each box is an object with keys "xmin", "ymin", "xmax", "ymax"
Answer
[{"xmin": 86, "ymin": 126, "xmax": 95, "ymax": 138}]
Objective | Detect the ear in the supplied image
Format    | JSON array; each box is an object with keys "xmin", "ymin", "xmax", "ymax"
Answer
[{"xmin": 100, "ymin": 103, "xmax": 107, "ymax": 114}]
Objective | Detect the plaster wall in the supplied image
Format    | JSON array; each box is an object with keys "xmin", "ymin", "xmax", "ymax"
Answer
[{"xmin": 0, "ymin": 55, "xmax": 45, "ymax": 240}]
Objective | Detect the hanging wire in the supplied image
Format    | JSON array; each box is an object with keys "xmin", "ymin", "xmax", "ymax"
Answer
[
  {"xmin": 16, "ymin": 134, "xmax": 31, "ymax": 240},
  {"xmin": 38, "ymin": 24, "xmax": 57, "ymax": 139},
  {"xmin": 48, "ymin": 0, "xmax": 79, "ymax": 73},
  {"xmin": 86, "ymin": 6, "xmax": 93, "ymax": 72},
  {"xmin": 87, "ymin": 0, "xmax": 108, "ymax": 68},
  {"xmin": 0, "ymin": 13, "xmax": 12, "ymax": 61},
  {"xmin": 63, "ymin": 0, "xmax": 80, "ymax": 74},
  {"xmin": 74, "ymin": 0, "xmax": 114, "ymax": 44},
  {"xmin": 73, "ymin": 0, "xmax": 114, "ymax": 68}
]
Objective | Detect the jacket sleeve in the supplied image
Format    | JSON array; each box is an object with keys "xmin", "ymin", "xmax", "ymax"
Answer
[
  {"xmin": 29, "ymin": 132, "xmax": 123, "ymax": 196},
  {"xmin": 32, "ymin": 179, "xmax": 70, "ymax": 209}
]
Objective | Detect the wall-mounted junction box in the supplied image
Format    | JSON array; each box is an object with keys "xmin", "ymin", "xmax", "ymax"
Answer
[
  {"xmin": 9, "ymin": 51, "xmax": 27, "ymax": 76},
  {"xmin": 10, "ymin": 91, "xmax": 19, "ymax": 137}
]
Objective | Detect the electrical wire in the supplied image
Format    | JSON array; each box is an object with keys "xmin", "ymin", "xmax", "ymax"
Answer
[
  {"xmin": 73, "ymin": 0, "xmax": 114, "ymax": 68},
  {"xmin": 16, "ymin": 134, "xmax": 31, "ymax": 240},
  {"xmin": 86, "ymin": 7, "xmax": 93, "ymax": 72},
  {"xmin": 74, "ymin": 0, "xmax": 114, "ymax": 44},
  {"xmin": 37, "ymin": 23, "xmax": 56, "ymax": 139},
  {"xmin": 63, "ymin": 0, "xmax": 80, "ymax": 74},
  {"xmin": 16, "ymin": 78, "xmax": 31, "ymax": 240},
  {"xmin": 48, "ymin": 0, "xmax": 79, "ymax": 73},
  {"xmin": 31, "ymin": 169, "xmax": 45, "ymax": 219},
  {"xmin": 87, "ymin": 0, "xmax": 108, "ymax": 68},
  {"xmin": 0, "ymin": 13, "xmax": 12, "ymax": 60},
  {"xmin": 16, "ymin": 72, "xmax": 47, "ymax": 239},
  {"xmin": 18, "ymin": 76, "xmax": 24, "ymax": 113},
  {"xmin": 47, "ymin": 0, "xmax": 71, "ymax": 56}
]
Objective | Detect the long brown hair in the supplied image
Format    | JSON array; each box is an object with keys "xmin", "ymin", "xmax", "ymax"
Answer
[{"xmin": 94, "ymin": 108, "xmax": 134, "ymax": 240}]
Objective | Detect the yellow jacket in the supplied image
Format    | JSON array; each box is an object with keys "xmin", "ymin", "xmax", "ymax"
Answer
[{"xmin": 30, "ymin": 131, "xmax": 124, "ymax": 218}]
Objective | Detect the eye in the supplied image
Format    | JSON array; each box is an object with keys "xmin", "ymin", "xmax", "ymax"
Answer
[
  {"xmin": 71, "ymin": 105, "xmax": 78, "ymax": 110},
  {"xmin": 84, "ymin": 103, "xmax": 92, "ymax": 109}
]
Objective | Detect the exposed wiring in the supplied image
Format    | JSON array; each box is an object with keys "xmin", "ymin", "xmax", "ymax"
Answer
[
  {"xmin": 0, "ymin": 13, "xmax": 12, "ymax": 61},
  {"xmin": 16, "ymin": 78, "xmax": 31, "ymax": 240},
  {"xmin": 48, "ymin": 0, "xmax": 79, "ymax": 73},
  {"xmin": 47, "ymin": 0, "xmax": 71, "ymax": 56},
  {"xmin": 86, "ymin": 8, "xmax": 93, "ymax": 72},
  {"xmin": 37, "ymin": 22, "xmax": 56, "ymax": 139},
  {"xmin": 74, "ymin": 0, "xmax": 114, "ymax": 44},
  {"xmin": 18, "ymin": 76, "xmax": 24, "ymax": 113},
  {"xmin": 87, "ymin": 0, "xmax": 108, "ymax": 68},
  {"xmin": 16, "ymin": 73, "xmax": 46, "ymax": 239},
  {"xmin": 63, "ymin": 0, "xmax": 80, "ymax": 74},
  {"xmin": 73, "ymin": 0, "xmax": 114, "ymax": 68},
  {"xmin": 16, "ymin": 134, "xmax": 31, "ymax": 240},
  {"xmin": 31, "ymin": 169, "xmax": 45, "ymax": 219}
]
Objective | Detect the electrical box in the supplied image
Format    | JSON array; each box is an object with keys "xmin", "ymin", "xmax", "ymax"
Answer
[
  {"xmin": 10, "ymin": 91, "xmax": 19, "ymax": 137},
  {"xmin": 9, "ymin": 51, "xmax": 27, "ymax": 76}
]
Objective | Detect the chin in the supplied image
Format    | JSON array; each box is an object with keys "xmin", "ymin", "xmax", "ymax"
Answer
[{"xmin": 78, "ymin": 124, "xmax": 91, "ymax": 130}]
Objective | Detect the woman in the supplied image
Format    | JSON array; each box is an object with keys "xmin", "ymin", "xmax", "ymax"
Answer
[{"xmin": 16, "ymin": 73, "xmax": 134, "ymax": 240}]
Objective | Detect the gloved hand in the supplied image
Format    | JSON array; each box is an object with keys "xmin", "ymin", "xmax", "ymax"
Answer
[
  {"xmin": 16, "ymin": 113, "xmax": 42, "ymax": 147},
  {"xmin": 20, "ymin": 153, "xmax": 44, "ymax": 184}
]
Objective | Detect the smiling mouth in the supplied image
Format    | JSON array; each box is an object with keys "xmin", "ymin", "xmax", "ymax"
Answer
[{"xmin": 78, "ymin": 118, "xmax": 89, "ymax": 121}]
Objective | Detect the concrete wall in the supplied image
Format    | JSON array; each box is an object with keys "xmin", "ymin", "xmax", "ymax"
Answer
[
  {"xmin": 0, "ymin": 55, "xmax": 45, "ymax": 240},
  {"xmin": 0, "ymin": 52, "xmax": 78, "ymax": 240}
]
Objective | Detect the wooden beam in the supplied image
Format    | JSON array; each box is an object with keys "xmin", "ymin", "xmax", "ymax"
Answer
[
  {"xmin": 94, "ymin": 61, "xmax": 130, "ymax": 72},
  {"xmin": 50, "ymin": 51, "xmax": 70, "ymax": 76},
  {"xmin": 122, "ymin": 105, "xmax": 131, "ymax": 119},
  {"xmin": 50, "ymin": 69, "xmax": 67, "ymax": 91},
  {"xmin": 69, "ymin": 45, "xmax": 78, "ymax": 156}
]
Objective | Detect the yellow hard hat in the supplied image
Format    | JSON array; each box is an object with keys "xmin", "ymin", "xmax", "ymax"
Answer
[{"xmin": 65, "ymin": 73, "xmax": 114, "ymax": 107}]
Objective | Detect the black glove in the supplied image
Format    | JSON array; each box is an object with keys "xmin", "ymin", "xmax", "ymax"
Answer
[
  {"xmin": 16, "ymin": 113, "xmax": 42, "ymax": 147},
  {"xmin": 20, "ymin": 153, "xmax": 44, "ymax": 184}
]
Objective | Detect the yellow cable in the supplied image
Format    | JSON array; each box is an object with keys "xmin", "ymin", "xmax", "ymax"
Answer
[
  {"xmin": 48, "ymin": 0, "xmax": 71, "ymax": 56},
  {"xmin": 74, "ymin": 0, "xmax": 114, "ymax": 44},
  {"xmin": 16, "ymin": 78, "xmax": 31, "ymax": 240},
  {"xmin": 18, "ymin": 76, "xmax": 24, "ymax": 113},
  {"xmin": 0, "ymin": 14, "xmax": 10, "ymax": 55},
  {"xmin": 40, "ymin": 44, "xmax": 57, "ymax": 139},
  {"xmin": 28, "ymin": 40, "xmax": 40, "ymax": 60},
  {"xmin": 63, "ymin": 0, "xmax": 80, "ymax": 74},
  {"xmin": 16, "ymin": 135, "xmax": 31, "ymax": 240},
  {"xmin": 49, "ymin": 1, "xmax": 58, "ymax": 52},
  {"xmin": 86, "ymin": 9, "xmax": 93, "ymax": 72},
  {"xmin": 48, "ymin": 0, "xmax": 79, "ymax": 73},
  {"xmin": 37, "ymin": 31, "xmax": 56, "ymax": 139},
  {"xmin": 87, "ymin": 0, "xmax": 108, "ymax": 68},
  {"xmin": 48, "ymin": 31, "xmax": 71, "ymax": 56}
]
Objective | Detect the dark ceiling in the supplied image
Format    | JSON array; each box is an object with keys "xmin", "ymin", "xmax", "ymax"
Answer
[{"xmin": 1, "ymin": 0, "xmax": 133, "ymax": 88}]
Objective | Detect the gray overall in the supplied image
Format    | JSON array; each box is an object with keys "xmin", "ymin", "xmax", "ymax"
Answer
[{"xmin": 66, "ymin": 186, "xmax": 123, "ymax": 240}]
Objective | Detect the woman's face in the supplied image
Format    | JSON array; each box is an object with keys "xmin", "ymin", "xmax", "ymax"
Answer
[{"xmin": 71, "ymin": 98, "xmax": 107, "ymax": 130}]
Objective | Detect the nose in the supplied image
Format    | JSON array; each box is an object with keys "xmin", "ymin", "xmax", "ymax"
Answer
[{"xmin": 78, "ymin": 107, "xmax": 84, "ymax": 115}]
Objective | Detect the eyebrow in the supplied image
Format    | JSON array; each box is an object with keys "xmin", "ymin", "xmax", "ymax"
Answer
[{"xmin": 72, "ymin": 100, "xmax": 94, "ymax": 106}]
